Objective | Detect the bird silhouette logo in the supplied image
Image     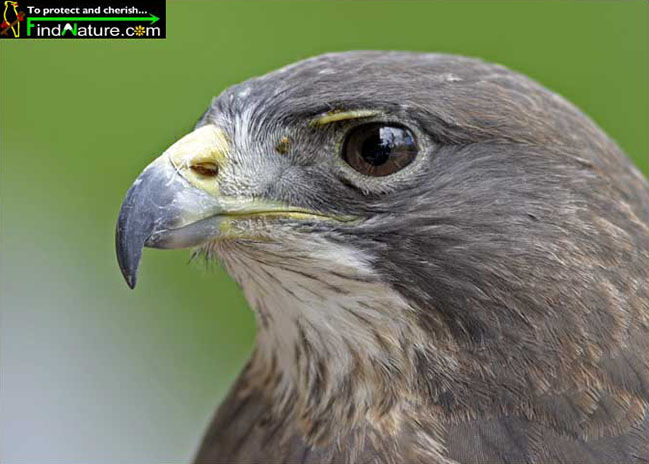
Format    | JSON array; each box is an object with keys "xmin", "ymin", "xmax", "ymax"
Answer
[{"xmin": 1, "ymin": 0, "xmax": 25, "ymax": 38}]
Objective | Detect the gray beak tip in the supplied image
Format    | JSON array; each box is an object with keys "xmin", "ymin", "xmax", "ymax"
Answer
[
  {"xmin": 119, "ymin": 258, "xmax": 138, "ymax": 289},
  {"xmin": 115, "ymin": 218, "xmax": 142, "ymax": 290},
  {"xmin": 125, "ymin": 275, "xmax": 137, "ymax": 290},
  {"xmin": 122, "ymin": 272, "xmax": 138, "ymax": 289},
  {"xmin": 116, "ymin": 181, "xmax": 153, "ymax": 290}
]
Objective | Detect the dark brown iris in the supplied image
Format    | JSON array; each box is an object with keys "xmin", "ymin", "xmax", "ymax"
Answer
[{"xmin": 342, "ymin": 123, "xmax": 418, "ymax": 177}]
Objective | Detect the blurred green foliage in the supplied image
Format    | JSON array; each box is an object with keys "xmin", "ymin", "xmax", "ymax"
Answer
[{"xmin": 1, "ymin": 1, "xmax": 646, "ymax": 462}]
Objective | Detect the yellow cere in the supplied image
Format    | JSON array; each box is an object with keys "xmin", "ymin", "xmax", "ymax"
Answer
[{"xmin": 167, "ymin": 125, "xmax": 230, "ymax": 197}]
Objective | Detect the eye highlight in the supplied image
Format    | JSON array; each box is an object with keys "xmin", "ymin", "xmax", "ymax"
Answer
[{"xmin": 341, "ymin": 123, "xmax": 418, "ymax": 177}]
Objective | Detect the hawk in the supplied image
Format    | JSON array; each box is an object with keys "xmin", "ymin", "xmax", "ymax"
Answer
[{"xmin": 116, "ymin": 52, "xmax": 649, "ymax": 463}]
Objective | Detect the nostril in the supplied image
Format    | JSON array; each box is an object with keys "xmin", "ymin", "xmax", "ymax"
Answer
[{"xmin": 190, "ymin": 162, "xmax": 219, "ymax": 177}]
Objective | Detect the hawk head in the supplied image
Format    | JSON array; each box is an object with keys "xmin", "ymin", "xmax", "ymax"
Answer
[{"xmin": 116, "ymin": 52, "xmax": 648, "ymax": 456}]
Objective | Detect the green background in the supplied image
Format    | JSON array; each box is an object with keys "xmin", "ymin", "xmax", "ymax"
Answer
[{"xmin": 1, "ymin": 1, "xmax": 647, "ymax": 462}]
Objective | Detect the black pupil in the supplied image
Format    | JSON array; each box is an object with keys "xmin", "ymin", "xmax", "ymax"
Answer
[
  {"xmin": 342, "ymin": 122, "xmax": 418, "ymax": 177},
  {"xmin": 361, "ymin": 126, "xmax": 412, "ymax": 166}
]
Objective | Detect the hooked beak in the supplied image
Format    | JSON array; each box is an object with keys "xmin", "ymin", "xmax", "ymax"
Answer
[
  {"xmin": 116, "ymin": 125, "xmax": 351, "ymax": 289},
  {"xmin": 115, "ymin": 153, "xmax": 223, "ymax": 289}
]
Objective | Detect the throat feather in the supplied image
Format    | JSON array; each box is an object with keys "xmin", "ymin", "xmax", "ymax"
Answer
[
  {"xmin": 212, "ymin": 237, "xmax": 423, "ymax": 396},
  {"xmin": 206, "ymin": 236, "xmax": 453, "ymax": 461},
  {"xmin": 220, "ymin": 239, "xmax": 419, "ymax": 378}
]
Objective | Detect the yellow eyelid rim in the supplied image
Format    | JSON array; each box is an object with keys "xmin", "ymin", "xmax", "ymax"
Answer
[{"xmin": 309, "ymin": 109, "xmax": 380, "ymax": 127}]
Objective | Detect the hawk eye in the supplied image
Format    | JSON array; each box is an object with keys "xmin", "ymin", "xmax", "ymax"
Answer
[{"xmin": 342, "ymin": 123, "xmax": 418, "ymax": 177}]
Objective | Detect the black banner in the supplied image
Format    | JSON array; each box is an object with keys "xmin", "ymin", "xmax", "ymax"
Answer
[{"xmin": 0, "ymin": 0, "xmax": 165, "ymax": 39}]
